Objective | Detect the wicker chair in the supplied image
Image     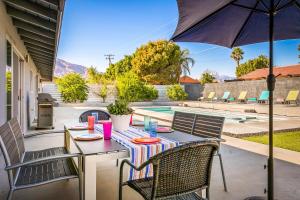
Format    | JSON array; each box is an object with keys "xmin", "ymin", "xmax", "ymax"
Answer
[
  {"xmin": 171, "ymin": 112, "xmax": 227, "ymax": 192},
  {"xmin": 119, "ymin": 141, "xmax": 219, "ymax": 200},
  {"xmin": 79, "ymin": 109, "xmax": 110, "ymax": 122},
  {"xmin": 0, "ymin": 119, "xmax": 82, "ymax": 200},
  {"xmin": 192, "ymin": 114, "xmax": 227, "ymax": 192}
]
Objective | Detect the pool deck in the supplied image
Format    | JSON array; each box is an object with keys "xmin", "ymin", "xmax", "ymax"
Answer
[{"xmin": 133, "ymin": 101, "xmax": 300, "ymax": 137}]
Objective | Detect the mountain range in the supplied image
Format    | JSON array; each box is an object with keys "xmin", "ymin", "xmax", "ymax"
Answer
[
  {"xmin": 54, "ymin": 58, "xmax": 87, "ymax": 77},
  {"xmin": 54, "ymin": 58, "xmax": 235, "ymax": 81}
]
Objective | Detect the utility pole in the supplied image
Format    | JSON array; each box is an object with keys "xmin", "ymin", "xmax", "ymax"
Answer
[{"xmin": 104, "ymin": 54, "xmax": 114, "ymax": 65}]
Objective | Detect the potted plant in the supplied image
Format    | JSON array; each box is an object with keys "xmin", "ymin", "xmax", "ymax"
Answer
[{"xmin": 107, "ymin": 99, "xmax": 133, "ymax": 131}]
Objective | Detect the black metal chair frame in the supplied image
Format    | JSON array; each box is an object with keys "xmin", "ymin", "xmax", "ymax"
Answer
[
  {"xmin": 171, "ymin": 111, "xmax": 228, "ymax": 192},
  {"xmin": 119, "ymin": 141, "xmax": 219, "ymax": 200},
  {"xmin": 79, "ymin": 109, "xmax": 110, "ymax": 123},
  {"xmin": 0, "ymin": 119, "xmax": 82, "ymax": 200}
]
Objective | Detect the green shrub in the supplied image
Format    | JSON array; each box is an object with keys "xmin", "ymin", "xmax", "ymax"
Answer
[
  {"xmin": 143, "ymin": 85, "xmax": 158, "ymax": 101},
  {"xmin": 116, "ymin": 71, "xmax": 158, "ymax": 102},
  {"xmin": 167, "ymin": 84, "xmax": 187, "ymax": 101},
  {"xmin": 99, "ymin": 85, "xmax": 108, "ymax": 103},
  {"xmin": 56, "ymin": 73, "xmax": 88, "ymax": 103},
  {"xmin": 107, "ymin": 99, "xmax": 133, "ymax": 115}
]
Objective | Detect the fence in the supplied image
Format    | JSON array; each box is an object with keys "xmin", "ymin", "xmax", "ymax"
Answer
[{"xmin": 42, "ymin": 83, "xmax": 176, "ymax": 103}]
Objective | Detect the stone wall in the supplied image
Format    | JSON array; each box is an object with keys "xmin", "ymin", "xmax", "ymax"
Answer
[
  {"xmin": 203, "ymin": 77, "xmax": 300, "ymax": 100},
  {"xmin": 87, "ymin": 84, "xmax": 117, "ymax": 103},
  {"xmin": 182, "ymin": 83, "xmax": 203, "ymax": 100}
]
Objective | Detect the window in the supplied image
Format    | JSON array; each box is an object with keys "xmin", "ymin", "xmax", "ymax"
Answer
[{"xmin": 6, "ymin": 41, "xmax": 12, "ymax": 121}]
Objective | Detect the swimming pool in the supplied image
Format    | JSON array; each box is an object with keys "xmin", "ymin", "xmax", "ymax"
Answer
[{"xmin": 142, "ymin": 106, "xmax": 260, "ymax": 123}]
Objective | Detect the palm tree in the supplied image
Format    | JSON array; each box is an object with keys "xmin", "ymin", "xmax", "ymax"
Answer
[
  {"xmin": 230, "ymin": 47, "xmax": 244, "ymax": 67},
  {"xmin": 179, "ymin": 49, "xmax": 195, "ymax": 77}
]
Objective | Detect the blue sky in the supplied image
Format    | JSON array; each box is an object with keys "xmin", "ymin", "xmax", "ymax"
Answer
[{"xmin": 57, "ymin": 0, "xmax": 300, "ymax": 78}]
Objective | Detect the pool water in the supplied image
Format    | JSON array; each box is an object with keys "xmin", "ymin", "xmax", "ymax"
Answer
[{"xmin": 142, "ymin": 107, "xmax": 259, "ymax": 123}]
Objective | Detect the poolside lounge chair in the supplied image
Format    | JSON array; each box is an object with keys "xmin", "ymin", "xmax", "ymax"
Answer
[
  {"xmin": 198, "ymin": 96, "xmax": 204, "ymax": 101},
  {"xmin": 213, "ymin": 96, "xmax": 218, "ymax": 101},
  {"xmin": 258, "ymin": 90, "xmax": 270, "ymax": 104},
  {"xmin": 237, "ymin": 91, "xmax": 247, "ymax": 103},
  {"xmin": 0, "ymin": 119, "xmax": 82, "ymax": 200},
  {"xmin": 227, "ymin": 97, "xmax": 235, "ymax": 102},
  {"xmin": 221, "ymin": 91, "xmax": 230, "ymax": 102},
  {"xmin": 247, "ymin": 97, "xmax": 257, "ymax": 103},
  {"xmin": 207, "ymin": 92, "xmax": 215, "ymax": 101},
  {"xmin": 285, "ymin": 90, "xmax": 299, "ymax": 104},
  {"xmin": 119, "ymin": 141, "xmax": 219, "ymax": 200}
]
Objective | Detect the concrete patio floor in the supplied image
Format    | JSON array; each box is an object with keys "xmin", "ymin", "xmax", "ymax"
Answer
[{"xmin": 1, "ymin": 106, "xmax": 300, "ymax": 200}]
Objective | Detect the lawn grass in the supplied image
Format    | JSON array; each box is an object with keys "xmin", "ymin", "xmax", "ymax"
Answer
[{"xmin": 244, "ymin": 131, "xmax": 300, "ymax": 152}]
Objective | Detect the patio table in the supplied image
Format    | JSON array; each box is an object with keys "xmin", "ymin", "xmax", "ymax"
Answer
[
  {"xmin": 64, "ymin": 123, "xmax": 216, "ymax": 200},
  {"xmin": 64, "ymin": 124, "xmax": 129, "ymax": 200}
]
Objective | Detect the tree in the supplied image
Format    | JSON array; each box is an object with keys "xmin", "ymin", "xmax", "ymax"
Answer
[
  {"xmin": 116, "ymin": 71, "xmax": 158, "ymax": 102},
  {"xmin": 86, "ymin": 66, "xmax": 102, "ymax": 84},
  {"xmin": 131, "ymin": 40, "xmax": 182, "ymax": 85},
  {"xmin": 236, "ymin": 55, "xmax": 269, "ymax": 77},
  {"xmin": 104, "ymin": 55, "xmax": 132, "ymax": 80},
  {"xmin": 179, "ymin": 49, "xmax": 195, "ymax": 77},
  {"xmin": 200, "ymin": 72, "xmax": 215, "ymax": 85},
  {"xmin": 231, "ymin": 47, "xmax": 244, "ymax": 67},
  {"xmin": 56, "ymin": 73, "xmax": 88, "ymax": 103},
  {"xmin": 99, "ymin": 85, "xmax": 108, "ymax": 103}
]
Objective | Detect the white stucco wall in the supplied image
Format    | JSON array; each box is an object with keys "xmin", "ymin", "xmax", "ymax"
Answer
[{"xmin": 0, "ymin": 0, "xmax": 41, "ymax": 132}]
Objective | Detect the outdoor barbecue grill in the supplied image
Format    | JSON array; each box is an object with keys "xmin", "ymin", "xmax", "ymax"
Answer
[{"xmin": 37, "ymin": 93, "xmax": 56, "ymax": 129}]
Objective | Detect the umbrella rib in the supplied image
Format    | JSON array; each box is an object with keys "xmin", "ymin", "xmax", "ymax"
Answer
[
  {"xmin": 171, "ymin": 0, "xmax": 238, "ymax": 41},
  {"xmin": 276, "ymin": 0, "xmax": 296, "ymax": 12},
  {"xmin": 231, "ymin": 3, "xmax": 268, "ymax": 13},
  {"xmin": 230, "ymin": 0, "xmax": 261, "ymax": 48},
  {"xmin": 259, "ymin": 0, "xmax": 270, "ymax": 11},
  {"xmin": 275, "ymin": 0, "xmax": 284, "ymax": 10},
  {"xmin": 294, "ymin": 1, "xmax": 300, "ymax": 11}
]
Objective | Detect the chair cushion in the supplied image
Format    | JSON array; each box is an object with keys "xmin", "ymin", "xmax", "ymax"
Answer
[
  {"xmin": 127, "ymin": 178, "xmax": 205, "ymax": 200},
  {"xmin": 15, "ymin": 147, "xmax": 78, "ymax": 187}
]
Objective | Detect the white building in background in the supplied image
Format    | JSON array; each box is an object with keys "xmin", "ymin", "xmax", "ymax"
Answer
[{"xmin": 0, "ymin": 0, "xmax": 65, "ymax": 132}]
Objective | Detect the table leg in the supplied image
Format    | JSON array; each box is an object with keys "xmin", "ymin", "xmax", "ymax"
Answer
[
  {"xmin": 64, "ymin": 128, "xmax": 70, "ymax": 152},
  {"xmin": 83, "ymin": 155, "xmax": 97, "ymax": 200}
]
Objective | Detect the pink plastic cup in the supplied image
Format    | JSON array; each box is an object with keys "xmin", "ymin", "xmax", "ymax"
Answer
[{"xmin": 103, "ymin": 121, "xmax": 112, "ymax": 140}]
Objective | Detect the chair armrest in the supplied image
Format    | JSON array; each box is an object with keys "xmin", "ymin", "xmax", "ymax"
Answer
[
  {"xmin": 5, "ymin": 153, "xmax": 80, "ymax": 170},
  {"xmin": 119, "ymin": 159, "xmax": 150, "ymax": 185},
  {"xmin": 24, "ymin": 130, "xmax": 64, "ymax": 138},
  {"xmin": 120, "ymin": 159, "xmax": 146, "ymax": 171}
]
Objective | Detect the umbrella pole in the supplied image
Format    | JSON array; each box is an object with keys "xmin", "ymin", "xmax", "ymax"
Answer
[{"xmin": 267, "ymin": 1, "xmax": 275, "ymax": 200}]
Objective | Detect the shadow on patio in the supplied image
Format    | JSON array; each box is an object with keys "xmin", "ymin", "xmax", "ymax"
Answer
[{"xmin": 1, "ymin": 131, "xmax": 300, "ymax": 200}]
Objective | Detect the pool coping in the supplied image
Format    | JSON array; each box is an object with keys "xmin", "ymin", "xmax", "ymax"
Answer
[{"xmin": 133, "ymin": 106, "xmax": 300, "ymax": 138}]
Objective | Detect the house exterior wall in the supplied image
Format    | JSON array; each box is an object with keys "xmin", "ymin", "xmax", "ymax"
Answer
[{"xmin": 0, "ymin": 1, "xmax": 41, "ymax": 132}]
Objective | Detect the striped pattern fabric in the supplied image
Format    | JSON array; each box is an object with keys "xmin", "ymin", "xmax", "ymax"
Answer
[{"xmin": 95, "ymin": 125, "xmax": 179, "ymax": 180}]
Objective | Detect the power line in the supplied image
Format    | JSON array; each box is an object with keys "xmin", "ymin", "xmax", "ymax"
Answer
[{"xmin": 104, "ymin": 54, "xmax": 115, "ymax": 65}]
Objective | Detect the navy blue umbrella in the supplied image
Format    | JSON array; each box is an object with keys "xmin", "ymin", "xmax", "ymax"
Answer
[{"xmin": 171, "ymin": 0, "xmax": 300, "ymax": 200}]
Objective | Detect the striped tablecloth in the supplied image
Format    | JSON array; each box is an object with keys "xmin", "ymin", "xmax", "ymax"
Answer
[{"xmin": 95, "ymin": 125, "xmax": 179, "ymax": 180}]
